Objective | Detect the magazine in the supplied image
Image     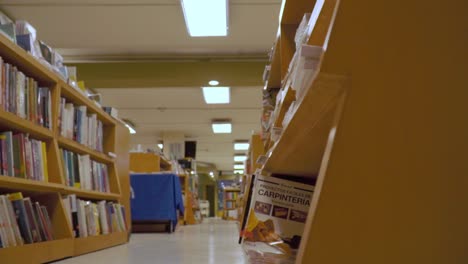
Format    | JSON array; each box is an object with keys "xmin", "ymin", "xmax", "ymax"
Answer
[{"xmin": 242, "ymin": 174, "xmax": 314, "ymax": 263}]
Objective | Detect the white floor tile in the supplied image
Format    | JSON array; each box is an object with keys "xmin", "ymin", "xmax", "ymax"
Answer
[{"xmin": 53, "ymin": 218, "xmax": 247, "ymax": 264}]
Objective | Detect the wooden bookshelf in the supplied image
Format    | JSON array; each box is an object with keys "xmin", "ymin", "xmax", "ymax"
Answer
[
  {"xmin": 256, "ymin": 0, "xmax": 468, "ymax": 263},
  {"xmin": 0, "ymin": 32, "xmax": 130, "ymax": 261},
  {"xmin": 222, "ymin": 188, "xmax": 240, "ymax": 220}
]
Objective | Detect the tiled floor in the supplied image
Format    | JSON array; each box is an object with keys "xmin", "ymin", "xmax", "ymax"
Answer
[{"xmin": 54, "ymin": 218, "xmax": 247, "ymax": 264}]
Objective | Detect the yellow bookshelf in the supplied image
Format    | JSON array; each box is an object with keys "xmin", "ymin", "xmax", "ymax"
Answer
[
  {"xmin": 222, "ymin": 188, "xmax": 240, "ymax": 220},
  {"xmin": 0, "ymin": 32, "xmax": 130, "ymax": 261},
  {"xmin": 256, "ymin": 0, "xmax": 468, "ymax": 263}
]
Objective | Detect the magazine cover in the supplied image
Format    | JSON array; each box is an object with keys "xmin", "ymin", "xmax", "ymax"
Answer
[{"xmin": 241, "ymin": 174, "xmax": 314, "ymax": 263}]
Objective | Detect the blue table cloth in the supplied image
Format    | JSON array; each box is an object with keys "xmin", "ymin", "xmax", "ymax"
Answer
[{"xmin": 130, "ymin": 173, "xmax": 184, "ymax": 227}]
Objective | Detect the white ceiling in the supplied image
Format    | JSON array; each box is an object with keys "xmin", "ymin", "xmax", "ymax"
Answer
[
  {"xmin": 98, "ymin": 87, "xmax": 262, "ymax": 170},
  {"xmin": 0, "ymin": 0, "xmax": 281, "ymax": 58},
  {"xmin": 0, "ymin": 0, "xmax": 281, "ymax": 171}
]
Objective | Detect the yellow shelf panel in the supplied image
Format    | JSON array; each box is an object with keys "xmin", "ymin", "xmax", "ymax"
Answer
[
  {"xmin": 58, "ymin": 136, "xmax": 114, "ymax": 164},
  {"xmin": 267, "ymin": 37, "xmax": 282, "ymax": 89},
  {"xmin": 60, "ymin": 82, "xmax": 116, "ymax": 126},
  {"xmin": 73, "ymin": 232, "xmax": 127, "ymax": 256},
  {"xmin": 0, "ymin": 175, "xmax": 63, "ymax": 193},
  {"xmin": 280, "ymin": 0, "xmax": 317, "ymax": 25},
  {"xmin": 63, "ymin": 187, "xmax": 120, "ymax": 201},
  {"xmin": 0, "ymin": 33, "xmax": 57, "ymax": 85},
  {"xmin": 262, "ymin": 73, "xmax": 346, "ymax": 177},
  {"xmin": 0, "ymin": 111, "xmax": 54, "ymax": 141},
  {"xmin": 0, "ymin": 238, "xmax": 73, "ymax": 264}
]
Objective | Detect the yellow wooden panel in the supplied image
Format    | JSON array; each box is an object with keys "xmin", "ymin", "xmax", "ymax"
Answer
[
  {"xmin": 263, "ymin": 74, "xmax": 346, "ymax": 177},
  {"xmin": 73, "ymin": 232, "xmax": 127, "ymax": 256},
  {"xmin": 129, "ymin": 153, "xmax": 161, "ymax": 173},
  {"xmin": 115, "ymin": 122, "xmax": 131, "ymax": 231},
  {"xmin": 250, "ymin": 134, "xmax": 265, "ymax": 172},
  {"xmin": 297, "ymin": 0, "xmax": 468, "ymax": 263},
  {"xmin": 280, "ymin": 0, "xmax": 317, "ymax": 25},
  {"xmin": 0, "ymin": 239, "xmax": 73, "ymax": 264}
]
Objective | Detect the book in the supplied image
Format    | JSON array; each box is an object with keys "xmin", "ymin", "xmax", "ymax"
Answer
[
  {"xmin": 242, "ymin": 175, "xmax": 314, "ymax": 263},
  {"xmin": 23, "ymin": 197, "xmax": 42, "ymax": 243},
  {"xmin": 33, "ymin": 202, "xmax": 48, "ymax": 241},
  {"xmin": 8, "ymin": 192, "xmax": 33, "ymax": 244}
]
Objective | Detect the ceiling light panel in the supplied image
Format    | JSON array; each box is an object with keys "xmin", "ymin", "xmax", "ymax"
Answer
[
  {"xmin": 181, "ymin": 0, "xmax": 228, "ymax": 37},
  {"xmin": 202, "ymin": 87, "xmax": 230, "ymax": 104},
  {"xmin": 212, "ymin": 122, "xmax": 232, "ymax": 134},
  {"xmin": 234, "ymin": 142, "xmax": 249, "ymax": 150},
  {"xmin": 234, "ymin": 155, "xmax": 247, "ymax": 162}
]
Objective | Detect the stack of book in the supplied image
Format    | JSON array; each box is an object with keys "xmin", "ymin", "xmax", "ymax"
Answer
[
  {"xmin": 0, "ymin": 192, "xmax": 54, "ymax": 248},
  {"xmin": 0, "ymin": 132, "xmax": 49, "ymax": 181},
  {"xmin": 62, "ymin": 195, "xmax": 126, "ymax": 238},
  {"xmin": 0, "ymin": 57, "xmax": 52, "ymax": 129},
  {"xmin": 225, "ymin": 192, "xmax": 238, "ymax": 200},
  {"xmin": 59, "ymin": 98, "xmax": 104, "ymax": 152},
  {"xmin": 60, "ymin": 149, "xmax": 110, "ymax": 192}
]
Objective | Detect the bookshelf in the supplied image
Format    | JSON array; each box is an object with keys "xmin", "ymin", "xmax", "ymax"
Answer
[
  {"xmin": 255, "ymin": 0, "xmax": 468, "ymax": 263},
  {"xmin": 222, "ymin": 188, "xmax": 240, "ymax": 220},
  {"xmin": 0, "ymin": 33, "xmax": 130, "ymax": 262}
]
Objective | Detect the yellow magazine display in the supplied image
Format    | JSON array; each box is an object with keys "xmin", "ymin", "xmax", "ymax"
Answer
[{"xmin": 242, "ymin": 174, "xmax": 314, "ymax": 263}]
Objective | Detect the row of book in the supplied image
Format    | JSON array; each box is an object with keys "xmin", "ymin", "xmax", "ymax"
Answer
[
  {"xmin": 225, "ymin": 201, "xmax": 236, "ymax": 209},
  {"xmin": 0, "ymin": 57, "xmax": 52, "ymax": 129},
  {"xmin": 62, "ymin": 195, "xmax": 126, "ymax": 238},
  {"xmin": 59, "ymin": 98, "xmax": 104, "ymax": 152},
  {"xmin": 225, "ymin": 192, "xmax": 239, "ymax": 200},
  {"xmin": 60, "ymin": 148, "xmax": 110, "ymax": 192},
  {"xmin": 0, "ymin": 132, "xmax": 49, "ymax": 181},
  {"xmin": 0, "ymin": 192, "xmax": 54, "ymax": 248}
]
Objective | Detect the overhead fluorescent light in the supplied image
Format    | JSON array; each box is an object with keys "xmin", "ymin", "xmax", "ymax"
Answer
[
  {"xmin": 202, "ymin": 87, "xmax": 230, "ymax": 104},
  {"xmin": 124, "ymin": 123, "xmax": 136, "ymax": 134},
  {"xmin": 181, "ymin": 0, "xmax": 228, "ymax": 37},
  {"xmin": 234, "ymin": 164, "xmax": 244, "ymax": 170},
  {"xmin": 234, "ymin": 141, "xmax": 249, "ymax": 150},
  {"xmin": 212, "ymin": 120, "xmax": 232, "ymax": 134},
  {"xmin": 234, "ymin": 155, "xmax": 247, "ymax": 162},
  {"xmin": 234, "ymin": 169, "xmax": 244, "ymax": 174}
]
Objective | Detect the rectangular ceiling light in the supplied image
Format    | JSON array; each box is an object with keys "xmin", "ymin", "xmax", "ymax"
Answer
[
  {"xmin": 234, "ymin": 164, "xmax": 244, "ymax": 170},
  {"xmin": 202, "ymin": 87, "xmax": 230, "ymax": 104},
  {"xmin": 234, "ymin": 155, "xmax": 247, "ymax": 162},
  {"xmin": 181, "ymin": 0, "xmax": 228, "ymax": 37},
  {"xmin": 212, "ymin": 121, "xmax": 232, "ymax": 134},
  {"xmin": 234, "ymin": 169, "xmax": 244, "ymax": 174},
  {"xmin": 234, "ymin": 141, "xmax": 249, "ymax": 150}
]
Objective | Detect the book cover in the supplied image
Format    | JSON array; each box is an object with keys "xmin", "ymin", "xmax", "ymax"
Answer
[
  {"xmin": 242, "ymin": 175, "xmax": 314, "ymax": 263},
  {"xmin": 22, "ymin": 197, "xmax": 41, "ymax": 243},
  {"xmin": 0, "ymin": 131, "xmax": 14, "ymax": 176},
  {"xmin": 97, "ymin": 201, "xmax": 109, "ymax": 235},
  {"xmin": 0, "ymin": 202, "xmax": 10, "ymax": 247},
  {"xmin": 40, "ymin": 205, "xmax": 54, "ymax": 240},
  {"xmin": 0, "ymin": 23, "xmax": 16, "ymax": 43},
  {"xmin": 41, "ymin": 141, "xmax": 49, "ymax": 182},
  {"xmin": 33, "ymin": 202, "xmax": 48, "ymax": 241},
  {"xmin": 8, "ymin": 192, "xmax": 33, "ymax": 244},
  {"xmin": 0, "ymin": 195, "xmax": 22, "ymax": 246},
  {"xmin": 68, "ymin": 194, "xmax": 79, "ymax": 237}
]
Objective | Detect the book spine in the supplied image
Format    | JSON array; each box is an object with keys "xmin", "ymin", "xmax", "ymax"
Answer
[
  {"xmin": 33, "ymin": 202, "xmax": 47, "ymax": 241},
  {"xmin": 10, "ymin": 196, "xmax": 33, "ymax": 244},
  {"xmin": 23, "ymin": 198, "xmax": 42, "ymax": 243}
]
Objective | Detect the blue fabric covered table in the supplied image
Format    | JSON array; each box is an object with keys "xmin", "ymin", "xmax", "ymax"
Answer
[{"xmin": 130, "ymin": 173, "xmax": 184, "ymax": 228}]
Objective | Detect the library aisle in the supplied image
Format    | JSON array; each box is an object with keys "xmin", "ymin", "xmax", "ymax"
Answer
[{"xmin": 54, "ymin": 219, "xmax": 246, "ymax": 264}]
